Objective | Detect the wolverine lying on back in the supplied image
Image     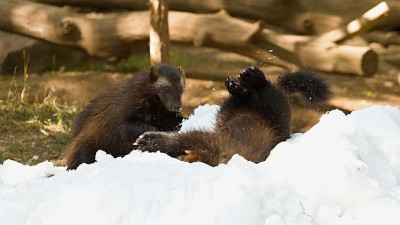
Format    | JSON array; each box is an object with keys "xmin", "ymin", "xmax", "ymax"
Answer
[
  {"xmin": 64, "ymin": 64, "xmax": 186, "ymax": 170},
  {"xmin": 136, "ymin": 66, "xmax": 331, "ymax": 166}
]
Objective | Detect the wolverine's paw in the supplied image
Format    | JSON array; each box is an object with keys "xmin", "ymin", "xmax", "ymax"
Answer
[
  {"xmin": 238, "ymin": 66, "xmax": 267, "ymax": 89},
  {"xmin": 225, "ymin": 77, "xmax": 248, "ymax": 97},
  {"xmin": 134, "ymin": 131, "xmax": 185, "ymax": 157},
  {"xmin": 134, "ymin": 131, "xmax": 171, "ymax": 152}
]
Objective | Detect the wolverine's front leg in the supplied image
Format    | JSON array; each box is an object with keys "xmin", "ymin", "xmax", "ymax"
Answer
[
  {"xmin": 134, "ymin": 130, "xmax": 220, "ymax": 166},
  {"xmin": 134, "ymin": 131, "xmax": 186, "ymax": 157}
]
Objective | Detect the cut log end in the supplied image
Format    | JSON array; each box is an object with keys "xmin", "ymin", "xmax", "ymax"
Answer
[{"xmin": 361, "ymin": 49, "xmax": 378, "ymax": 76}]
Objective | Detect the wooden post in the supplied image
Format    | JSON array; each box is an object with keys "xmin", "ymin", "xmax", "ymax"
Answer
[{"xmin": 149, "ymin": 0, "xmax": 170, "ymax": 65}]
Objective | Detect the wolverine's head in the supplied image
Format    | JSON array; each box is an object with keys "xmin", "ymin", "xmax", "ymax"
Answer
[{"xmin": 149, "ymin": 64, "xmax": 185, "ymax": 112}]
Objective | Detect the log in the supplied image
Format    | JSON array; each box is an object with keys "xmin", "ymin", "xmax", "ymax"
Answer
[
  {"xmin": 0, "ymin": 0, "xmax": 377, "ymax": 75},
  {"xmin": 27, "ymin": 0, "xmax": 337, "ymax": 34},
  {"xmin": 312, "ymin": 2, "xmax": 390, "ymax": 43},
  {"xmin": 255, "ymin": 30, "xmax": 377, "ymax": 76},
  {"xmin": 297, "ymin": 0, "xmax": 400, "ymax": 31},
  {"xmin": 297, "ymin": 43, "xmax": 377, "ymax": 76},
  {"xmin": 0, "ymin": 0, "xmax": 290, "ymax": 65},
  {"xmin": 0, "ymin": 31, "xmax": 88, "ymax": 75},
  {"xmin": 30, "ymin": 0, "xmax": 400, "ymax": 34},
  {"xmin": 364, "ymin": 31, "xmax": 400, "ymax": 46},
  {"xmin": 380, "ymin": 46, "xmax": 400, "ymax": 69}
]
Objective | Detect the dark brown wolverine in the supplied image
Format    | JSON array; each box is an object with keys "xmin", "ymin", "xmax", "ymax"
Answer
[
  {"xmin": 135, "ymin": 66, "xmax": 330, "ymax": 166},
  {"xmin": 64, "ymin": 64, "xmax": 186, "ymax": 169}
]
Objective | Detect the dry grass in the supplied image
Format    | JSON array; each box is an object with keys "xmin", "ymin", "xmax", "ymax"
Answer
[{"xmin": 0, "ymin": 53, "xmax": 78, "ymax": 165}]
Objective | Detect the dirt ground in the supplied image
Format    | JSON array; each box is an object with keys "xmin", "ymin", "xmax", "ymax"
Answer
[
  {"xmin": 27, "ymin": 45, "xmax": 400, "ymax": 129},
  {"xmin": 1, "ymin": 44, "xmax": 399, "ymax": 165}
]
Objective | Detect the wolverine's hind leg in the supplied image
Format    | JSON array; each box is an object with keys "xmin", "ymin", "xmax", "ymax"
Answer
[{"xmin": 64, "ymin": 144, "xmax": 97, "ymax": 170}]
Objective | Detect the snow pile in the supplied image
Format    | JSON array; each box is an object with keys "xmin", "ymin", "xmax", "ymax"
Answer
[
  {"xmin": 179, "ymin": 104, "xmax": 219, "ymax": 132},
  {"xmin": 1, "ymin": 105, "xmax": 400, "ymax": 225}
]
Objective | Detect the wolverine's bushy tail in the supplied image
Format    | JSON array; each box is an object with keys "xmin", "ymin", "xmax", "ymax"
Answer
[{"xmin": 276, "ymin": 70, "xmax": 331, "ymax": 105}]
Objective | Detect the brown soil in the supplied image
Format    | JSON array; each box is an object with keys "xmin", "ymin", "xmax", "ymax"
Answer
[{"xmin": 29, "ymin": 45, "xmax": 400, "ymax": 131}]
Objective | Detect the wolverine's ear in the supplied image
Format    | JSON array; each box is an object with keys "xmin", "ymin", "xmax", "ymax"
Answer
[
  {"xmin": 178, "ymin": 66, "xmax": 185, "ymax": 78},
  {"xmin": 178, "ymin": 66, "xmax": 186, "ymax": 86},
  {"xmin": 149, "ymin": 66, "xmax": 159, "ymax": 82}
]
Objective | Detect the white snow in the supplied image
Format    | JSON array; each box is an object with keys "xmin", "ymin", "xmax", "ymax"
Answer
[
  {"xmin": 179, "ymin": 104, "xmax": 219, "ymax": 132},
  {"xmin": 1, "ymin": 105, "xmax": 400, "ymax": 225}
]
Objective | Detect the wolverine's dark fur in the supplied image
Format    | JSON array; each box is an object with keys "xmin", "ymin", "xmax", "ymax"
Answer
[
  {"xmin": 64, "ymin": 64, "xmax": 186, "ymax": 169},
  {"xmin": 135, "ymin": 67, "xmax": 331, "ymax": 166}
]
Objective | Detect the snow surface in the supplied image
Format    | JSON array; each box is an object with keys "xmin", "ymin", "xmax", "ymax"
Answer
[
  {"xmin": 1, "ymin": 105, "xmax": 400, "ymax": 225},
  {"xmin": 179, "ymin": 104, "xmax": 219, "ymax": 132}
]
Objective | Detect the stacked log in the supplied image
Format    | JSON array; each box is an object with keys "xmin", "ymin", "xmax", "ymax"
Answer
[{"xmin": 0, "ymin": 0, "xmax": 398, "ymax": 77}]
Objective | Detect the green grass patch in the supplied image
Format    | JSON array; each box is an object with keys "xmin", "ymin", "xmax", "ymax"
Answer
[
  {"xmin": 0, "ymin": 99, "xmax": 78, "ymax": 165},
  {"xmin": 1, "ymin": 66, "xmax": 79, "ymax": 165}
]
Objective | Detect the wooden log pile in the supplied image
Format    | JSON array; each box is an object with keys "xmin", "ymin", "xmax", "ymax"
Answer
[{"xmin": 0, "ymin": 0, "xmax": 399, "ymax": 77}]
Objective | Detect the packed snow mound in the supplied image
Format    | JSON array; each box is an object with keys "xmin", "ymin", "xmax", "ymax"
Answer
[
  {"xmin": 1, "ymin": 105, "xmax": 400, "ymax": 225},
  {"xmin": 179, "ymin": 104, "xmax": 219, "ymax": 132}
]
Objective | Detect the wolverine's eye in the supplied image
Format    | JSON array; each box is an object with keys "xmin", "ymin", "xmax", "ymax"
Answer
[{"xmin": 164, "ymin": 88, "xmax": 170, "ymax": 93}]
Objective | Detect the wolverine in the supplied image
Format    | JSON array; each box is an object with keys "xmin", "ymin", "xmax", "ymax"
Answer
[
  {"xmin": 64, "ymin": 64, "xmax": 186, "ymax": 169},
  {"xmin": 136, "ymin": 66, "xmax": 331, "ymax": 166}
]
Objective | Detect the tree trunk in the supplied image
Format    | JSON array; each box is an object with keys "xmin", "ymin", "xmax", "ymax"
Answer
[
  {"xmin": 0, "ymin": 0, "xmax": 378, "ymax": 75},
  {"xmin": 149, "ymin": 0, "xmax": 170, "ymax": 65}
]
